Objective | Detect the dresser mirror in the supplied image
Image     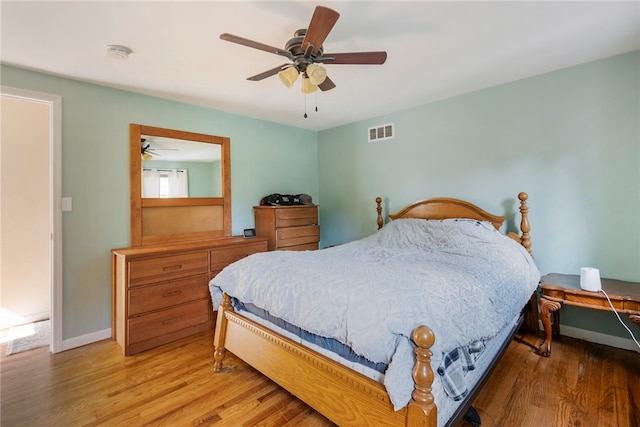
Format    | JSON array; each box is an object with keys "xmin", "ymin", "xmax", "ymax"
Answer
[
  {"xmin": 130, "ymin": 124, "xmax": 231, "ymax": 246},
  {"xmin": 141, "ymin": 137, "xmax": 222, "ymax": 198}
]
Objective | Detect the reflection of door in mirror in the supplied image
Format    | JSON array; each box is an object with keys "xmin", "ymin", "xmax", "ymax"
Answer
[
  {"xmin": 141, "ymin": 136, "xmax": 222, "ymax": 198},
  {"xmin": 130, "ymin": 124, "xmax": 231, "ymax": 246}
]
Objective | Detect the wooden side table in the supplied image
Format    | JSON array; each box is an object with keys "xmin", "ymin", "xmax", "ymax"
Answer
[{"xmin": 538, "ymin": 273, "xmax": 640, "ymax": 357}]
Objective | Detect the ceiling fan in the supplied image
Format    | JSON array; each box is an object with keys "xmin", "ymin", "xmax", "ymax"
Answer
[
  {"xmin": 141, "ymin": 138, "xmax": 178, "ymax": 161},
  {"xmin": 220, "ymin": 5, "xmax": 387, "ymax": 94}
]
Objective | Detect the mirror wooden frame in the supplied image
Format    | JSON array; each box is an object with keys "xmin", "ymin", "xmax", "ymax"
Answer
[{"xmin": 130, "ymin": 124, "xmax": 231, "ymax": 246}]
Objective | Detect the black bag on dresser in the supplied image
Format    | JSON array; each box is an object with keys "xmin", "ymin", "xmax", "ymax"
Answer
[{"xmin": 260, "ymin": 193, "xmax": 313, "ymax": 206}]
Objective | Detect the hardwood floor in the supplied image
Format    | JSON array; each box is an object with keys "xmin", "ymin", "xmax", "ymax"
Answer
[
  {"xmin": 1, "ymin": 330, "xmax": 638, "ymax": 426},
  {"xmin": 472, "ymin": 334, "xmax": 639, "ymax": 427}
]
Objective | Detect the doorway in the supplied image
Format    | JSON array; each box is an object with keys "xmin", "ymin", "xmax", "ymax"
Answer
[{"xmin": 1, "ymin": 86, "xmax": 62, "ymax": 353}]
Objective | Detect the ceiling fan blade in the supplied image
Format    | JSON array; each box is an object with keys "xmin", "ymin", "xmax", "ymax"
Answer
[
  {"xmin": 302, "ymin": 6, "xmax": 340, "ymax": 55},
  {"xmin": 318, "ymin": 76, "xmax": 336, "ymax": 91},
  {"xmin": 321, "ymin": 51, "xmax": 387, "ymax": 65},
  {"xmin": 247, "ymin": 64, "xmax": 290, "ymax": 81},
  {"xmin": 220, "ymin": 33, "xmax": 293, "ymax": 60}
]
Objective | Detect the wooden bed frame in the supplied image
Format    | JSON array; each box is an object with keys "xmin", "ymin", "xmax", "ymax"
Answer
[{"xmin": 213, "ymin": 192, "xmax": 533, "ymax": 427}]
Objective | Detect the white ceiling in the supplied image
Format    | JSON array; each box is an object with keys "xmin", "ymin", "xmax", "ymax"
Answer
[{"xmin": 1, "ymin": 1, "xmax": 638, "ymax": 131}]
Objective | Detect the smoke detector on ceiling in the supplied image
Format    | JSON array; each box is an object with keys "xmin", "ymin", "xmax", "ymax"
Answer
[{"xmin": 106, "ymin": 45, "xmax": 132, "ymax": 60}]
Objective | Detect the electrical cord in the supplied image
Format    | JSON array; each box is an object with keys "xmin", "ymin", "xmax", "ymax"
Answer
[{"xmin": 599, "ymin": 288, "xmax": 640, "ymax": 351}]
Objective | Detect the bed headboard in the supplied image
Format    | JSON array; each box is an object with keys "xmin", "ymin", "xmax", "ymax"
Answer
[{"xmin": 376, "ymin": 192, "xmax": 532, "ymax": 255}]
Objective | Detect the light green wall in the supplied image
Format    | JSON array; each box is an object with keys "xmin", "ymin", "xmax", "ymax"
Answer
[
  {"xmin": 318, "ymin": 51, "xmax": 640, "ymax": 339},
  {"xmin": 1, "ymin": 65, "xmax": 318, "ymax": 340}
]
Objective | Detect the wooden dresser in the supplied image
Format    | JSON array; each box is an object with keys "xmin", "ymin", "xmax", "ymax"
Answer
[
  {"xmin": 254, "ymin": 205, "xmax": 319, "ymax": 251},
  {"xmin": 112, "ymin": 236, "xmax": 267, "ymax": 356}
]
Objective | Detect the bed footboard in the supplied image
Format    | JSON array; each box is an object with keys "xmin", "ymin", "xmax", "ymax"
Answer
[{"xmin": 213, "ymin": 293, "xmax": 438, "ymax": 427}]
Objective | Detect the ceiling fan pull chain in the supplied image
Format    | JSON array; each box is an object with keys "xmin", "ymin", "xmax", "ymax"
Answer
[
  {"xmin": 315, "ymin": 91, "xmax": 318, "ymax": 112},
  {"xmin": 304, "ymin": 94, "xmax": 308, "ymax": 118}
]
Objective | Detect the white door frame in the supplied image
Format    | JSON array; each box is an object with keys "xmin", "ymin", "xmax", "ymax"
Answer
[{"xmin": 1, "ymin": 86, "xmax": 63, "ymax": 353}]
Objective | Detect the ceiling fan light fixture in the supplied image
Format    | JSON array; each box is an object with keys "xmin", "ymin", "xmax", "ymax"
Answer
[
  {"xmin": 142, "ymin": 152, "xmax": 152, "ymax": 161},
  {"xmin": 306, "ymin": 64, "xmax": 327, "ymax": 85},
  {"xmin": 300, "ymin": 77, "xmax": 318, "ymax": 94},
  {"xmin": 278, "ymin": 67, "xmax": 299, "ymax": 88}
]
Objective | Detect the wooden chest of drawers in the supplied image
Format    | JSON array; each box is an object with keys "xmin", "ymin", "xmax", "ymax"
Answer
[
  {"xmin": 254, "ymin": 205, "xmax": 319, "ymax": 251},
  {"xmin": 112, "ymin": 237, "xmax": 267, "ymax": 355}
]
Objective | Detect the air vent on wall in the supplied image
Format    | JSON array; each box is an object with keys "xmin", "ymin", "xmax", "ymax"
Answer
[{"xmin": 368, "ymin": 123, "xmax": 395, "ymax": 142}]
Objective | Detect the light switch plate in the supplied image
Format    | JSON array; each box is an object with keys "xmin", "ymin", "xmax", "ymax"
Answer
[{"xmin": 61, "ymin": 197, "xmax": 72, "ymax": 212}]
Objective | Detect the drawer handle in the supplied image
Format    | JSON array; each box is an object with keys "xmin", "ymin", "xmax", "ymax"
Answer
[
  {"xmin": 163, "ymin": 264, "xmax": 182, "ymax": 272},
  {"xmin": 162, "ymin": 317, "xmax": 182, "ymax": 325},
  {"xmin": 162, "ymin": 290, "xmax": 182, "ymax": 298}
]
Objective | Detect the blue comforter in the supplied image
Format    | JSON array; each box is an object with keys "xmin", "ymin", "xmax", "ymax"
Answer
[{"xmin": 209, "ymin": 218, "xmax": 540, "ymax": 410}]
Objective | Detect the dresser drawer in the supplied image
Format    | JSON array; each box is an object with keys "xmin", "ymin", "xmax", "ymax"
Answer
[
  {"xmin": 210, "ymin": 241, "xmax": 268, "ymax": 274},
  {"xmin": 129, "ymin": 251, "xmax": 208, "ymax": 287},
  {"xmin": 276, "ymin": 225, "xmax": 320, "ymax": 249},
  {"xmin": 128, "ymin": 274, "xmax": 209, "ymax": 316},
  {"xmin": 128, "ymin": 299, "xmax": 211, "ymax": 345},
  {"xmin": 275, "ymin": 207, "xmax": 318, "ymax": 227},
  {"xmin": 284, "ymin": 242, "xmax": 319, "ymax": 251}
]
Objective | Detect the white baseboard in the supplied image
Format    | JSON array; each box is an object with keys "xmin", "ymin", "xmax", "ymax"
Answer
[
  {"xmin": 61, "ymin": 328, "xmax": 112, "ymax": 351},
  {"xmin": 538, "ymin": 321, "xmax": 639, "ymax": 352}
]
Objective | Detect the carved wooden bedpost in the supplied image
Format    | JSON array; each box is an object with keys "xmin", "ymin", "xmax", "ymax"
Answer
[
  {"xmin": 213, "ymin": 293, "xmax": 232, "ymax": 372},
  {"xmin": 376, "ymin": 197, "xmax": 384, "ymax": 230},
  {"xmin": 515, "ymin": 192, "xmax": 540, "ymax": 333},
  {"xmin": 517, "ymin": 192, "xmax": 532, "ymax": 256},
  {"xmin": 407, "ymin": 325, "xmax": 437, "ymax": 427}
]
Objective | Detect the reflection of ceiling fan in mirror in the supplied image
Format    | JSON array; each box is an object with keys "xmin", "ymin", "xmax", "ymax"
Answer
[
  {"xmin": 140, "ymin": 136, "xmax": 222, "ymax": 162},
  {"xmin": 220, "ymin": 5, "xmax": 387, "ymax": 95},
  {"xmin": 141, "ymin": 138, "xmax": 179, "ymax": 161}
]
